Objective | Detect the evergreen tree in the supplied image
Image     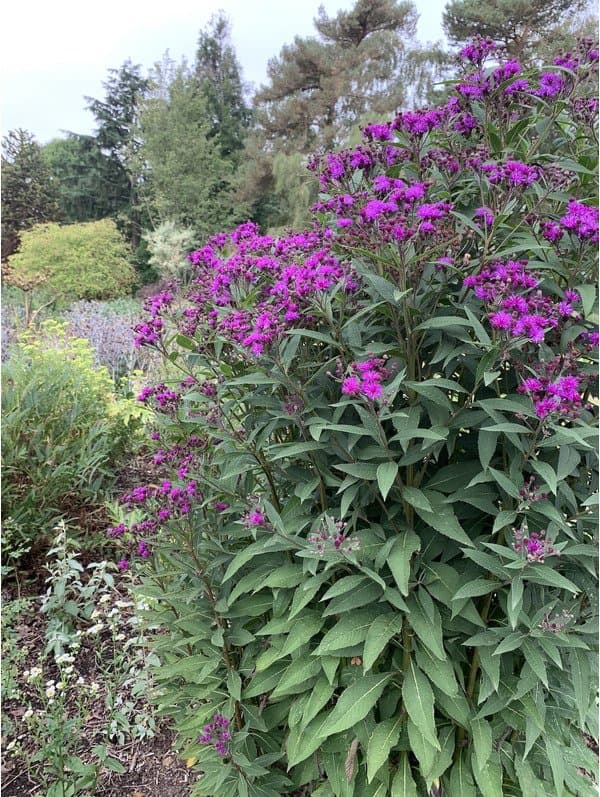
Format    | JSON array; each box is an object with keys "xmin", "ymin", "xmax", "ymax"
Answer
[
  {"xmin": 138, "ymin": 64, "xmax": 244, "ymax": 242},
  {"xmin": 254, "ymin": 0, "xmax": 419, "ymax": 151},
  {"xmin": 1, "ymin": 129, "xmax": 61, "ymax": 259},
  {"xmin": 85, "ymin": 60, "xmax": 149, "ymax": 247},
  {"xmin": 442, "ymin": 0, "xmax": 589, "ymax": 60},
  {"xmin": 42, "ymin": 134, "xmax": 117, "ymax": 223},
  {"xmin": 194, "ymin": 12, "xmax": 251, "ymax": 159},
  {"xmin": 239, "ymin": 0, "xmax": 451, "ymax": 230}
]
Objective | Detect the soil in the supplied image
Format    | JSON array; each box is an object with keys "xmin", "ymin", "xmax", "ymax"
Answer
[{"xmin": 1, "ymin": 566, "xmax": 198, "ymax": 797}]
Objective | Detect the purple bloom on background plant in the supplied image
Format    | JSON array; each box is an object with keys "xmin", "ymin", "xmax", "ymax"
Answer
[
  {"xmin": 117, "ymin": 559, "xmax": 129, "ymax": 570},
  {"xmin": 535, "ymin": 72, "xmax": 566, "ymax": 98},
  {"xmin": 513, "ymin": 526, "xmax": 557, "ymax": 563},
  {"xmin": 475, "ymin": 206, "xmax": 494, "ymax": 226}
]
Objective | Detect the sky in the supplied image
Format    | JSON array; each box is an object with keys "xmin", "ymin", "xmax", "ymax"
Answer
[{"xmin": 1, "ymin": 0, "xmax": 448, "ymax": 145}]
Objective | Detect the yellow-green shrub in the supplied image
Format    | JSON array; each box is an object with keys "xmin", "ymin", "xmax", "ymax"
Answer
[
  {"xmin": 1, "ymin": 320, "xmax": 145, "ymax": 553},
  {"xmin": 7, "ymin": 219, "xmax": 137, "ymax": 303}
]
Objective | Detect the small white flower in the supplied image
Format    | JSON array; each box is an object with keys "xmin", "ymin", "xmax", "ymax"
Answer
[
  {"xmin": 64, "ymin": 665, "xmax": 75, "ymax": 676},
  {"xmin": 87, "ymin": 623, "xmax": 104, "ymax": 635},
  {"xmin": 45, "ymin": 685, "xmax": 56, "ymax": 699},
  {"xmin": 7, "ymin": 740, "xmax": 16, "ymax": 751},
  {"xmin": 89, "ymin": 682, "xmax": 100, "ymax": 694},
  {"xmin": 99, "ymin": 594, "xmax": 111, "ymax": 604},
  {"xmin": 76, "ymin": 676, "xmax": 85, "ymax": 686},
  {"xmin": 91, "ymin": 609, "xmax": 102, "ymax": 620},
  {"xmin": 115, "ymin": 633, "xmax": 126, "ymax": 642},
  {"xmin": 23, "ymin": 708, "xmax": 34, "ymax": 720}
]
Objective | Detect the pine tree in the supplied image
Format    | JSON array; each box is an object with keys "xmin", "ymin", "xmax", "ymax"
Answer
[
  {"xmin": 442, "ymin": 0, "xmax": 589, "ymax": 60},
  {"xmin": 85, "ymin": 60, "xmax": 149, "ymax": 247},
  {"xmin": 1, "ymin": 129, "xmax": 61, "ymax": 259},
  {"xmin": 194, "ymin": 12, "xmax": 251, "ymax": 159}
]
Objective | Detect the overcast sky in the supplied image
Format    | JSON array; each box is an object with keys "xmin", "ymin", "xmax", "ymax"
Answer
[{"xmin": 1, "ymin": 0, "xmax": 447, "ymax": 144}]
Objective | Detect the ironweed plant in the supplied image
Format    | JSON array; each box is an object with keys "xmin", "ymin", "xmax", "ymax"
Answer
[{"xmin": 113, "ymin": 38, "xmax": 598, "ymax": 797}]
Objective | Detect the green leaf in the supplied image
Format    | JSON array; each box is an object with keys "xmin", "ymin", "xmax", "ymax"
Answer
[
  {"xmin": 367, "ymin": 717, "xmax": 402, "ymax": 782},
  {"xmin": 302, "ymin": 676, "xmax": 335, "ymax": 728},
  {"xmin": 488, "ymin": 468, "xmax": 521, "ymax": 499},
  {"xmin": 313, "ymin": 608, "xmax": 380, "ymax": 655},
  {"xmin": 470, "ymin": 718, "xmax": 493, "ymax": 771},
  {"xmin": 452, "ymin": 579, "xmax": 498, "ymax": 601},
  {"xmin": 321, "ymin": 575, "xmax": 369, "ymax": 601},
  {"xmin": 413, "ymin": 503, "xmax": 473, "ymax": 547},
  {"xmin": 377, "ymin": 461, "xmax": 399, "ymax": 500},
  {"xmin": 316, "ymin": 673, "xmax": 392, "ymax": 737},
  {"xmin": 391, "ymin": 753, "xmax": 418, "ymax": 797},
  {"xmin": 545, "ymin": 736, "xmax": 565, "ymax": 795},
  {"xmin": 406, "ymin": 594, "xmax": 446, "ymax": 661},
  {"xmin": 478, "ymin": 430, "xmax": 497, "ymax": 470},
  {"xmin": 446, "ymin": 751, "xmax": 476, "ymax": 797},
  {"xmin": 334, "ymin": 462, "xmax": 379, "ymax": 480},
  {"xmin": 570, "ymin": 648, "xmax": 591, "ymax": 730},
  {"xmin": 387, "ymin": 530, "xmax": 421, "ymax": 596},
  {"xmin": 414, "ymin": 643, "xmax": 459, "ymax": 696},
  {"xmin": 287, "ymin": 711, "xmax": 327, "ymax": 768},
  {"xmin": 401, "ymin": 486, "xmax": 433, "ymax": 513},
  {"xmin": 471, "ymin": 749, "xmax": 503, "ymax": 797},
  {"xmin": 271, "ymin": 657, "xmax": 321, "ymax": 698},
  {"xmin": 507, "ymin": 577, "xmax": 523, "ymax": 630},
  {"xmin": 521, "ymin": 641, "xmax": 548, "ymax": 687},
  {"xmin": 402, "ymin": 660, "xmax": 439, "ymax": 750},
  {"xmin": 530, "ymin": 460, "xmax": 558, "ymax": 495},
  {"xmin": 363, "ymin": 613, "xmax": 403, "ymax": 673},
  {"xmin": 524, "ymin": 566, "xmax": 580, "ymax": 594}
]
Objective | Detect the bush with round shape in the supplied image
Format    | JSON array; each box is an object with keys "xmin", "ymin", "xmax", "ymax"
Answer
[{"xmin": 6, "ymin": 218, "xmax": 137, "ymax": 305}]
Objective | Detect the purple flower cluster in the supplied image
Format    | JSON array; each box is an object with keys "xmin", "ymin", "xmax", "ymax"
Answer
[
  {"xmin": 137, "ymin": 383, "xmax": 182, "ymax": 413},
  {"xmin": 513, "ymin": 526, "xmax": 557, "ymax": 563},
  {"xmin": 518, "ymin": 373, "xmax": 584, "ymax": 419},
  {"xmin": 539, "ymin": 608, "xmax": 574, "ymax": 633},
  {"xmin": 169, "ymin": 223, "xmax": 356, "ymax": 357},
  {"xmin": 340, "ymin": 358, "xmax": 390, "ymax": 401},
  {"xmin": 308, "ymin": 519, "xmax": 359, "ymax": 555},
  {"xmin": 560, "ymin": 199, "xmax": 599, "ymax": 243},
  {"xmin": 518, "ymin": 476, "xmax": 548, "ymax": 504},
  {"xmin": 199, "ymin": 713, "xmax": 231, "ymax": 757},
  {"xmin": 464, "ymin": 261, "xmax": 579, "ymax": 345},
  {"xmin": 133, "ymin": 291, "xmax": 173, "ymax": 348}
]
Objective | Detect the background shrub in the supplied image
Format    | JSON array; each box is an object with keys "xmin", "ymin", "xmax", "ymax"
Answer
[
  {"xmin": 6, "ymin": 219, "xmax": 137, "ymax": 305},
  {"xmin": 1, "ymin": 320, "xmax": 145, "ymax": 557}
]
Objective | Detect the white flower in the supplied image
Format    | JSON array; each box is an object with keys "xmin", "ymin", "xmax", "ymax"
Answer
[
  {"xmin": 7, "ymin": 740, "xmax": 16, "ymax": 751},
  {"xmin": 89, "ymin": 682, "xmax": 100, "ymax": 694},
  {"xmin": 99, "ymin": 594, "xmax": 111, "ymax": 604},
  {"xmin": 45, "ymin": 685, "xmax": 56, "ymax": 699},
  {"xmin": 87, "ymin": 623, "xmax": 104, "ymax": 635},
  {"xmin": 76, "ymin": 676, "xmax": 85, "ymax": 686},
  {"xmin": 91, "ymin": 609, "xmax": 102, "ymax": 620},
  {"xmin": 115, "ymin": 633, "xmax": 126, "ymax": 642},
  {"xmin": 23, "ymin": 708, "xmax": 34, "ymax": 720}
]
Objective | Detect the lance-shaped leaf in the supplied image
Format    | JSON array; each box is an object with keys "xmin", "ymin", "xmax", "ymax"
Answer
[
  {"xmin": 402, "ymin": 660, "xmax": 439, "ymax": 750},
  {"xmin": 366, "ymin": 716, "xmax": 402, "ymax": 782},
  {"xmin": 363, "ymin": 613, "xmax": 403, "ymax": 673},
  {"xmin": 391, "ymin": 752, "xmax": 418, "ymax": 797},
  {"xmin": 316, "ymin": 673, "xmax": 392, "ymax": 737},
  {"xmin": 387, "ymin": 530, "xmax": 421, "ymax": 596}
]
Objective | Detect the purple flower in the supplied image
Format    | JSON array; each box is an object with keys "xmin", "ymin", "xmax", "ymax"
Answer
[
  {"xmin": 199, "ymin": 714, "xmax": 231, "ymax": 758},
  {"xmin": 342, "ymin": 376, "xmax": 361, "ymax": 395},
  {"xmin": 117, "ymin": 559, "xmax": 129, "ymax": 570},
  {"xmin": 560, "ymin": 199, "xmax": 599, "ymax": 242},
  {"xmin": 475, "ymin": 206, "xmax": 494, "ymax": 226}
]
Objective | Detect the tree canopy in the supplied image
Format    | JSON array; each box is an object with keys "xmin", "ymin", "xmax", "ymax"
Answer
[{"xmin": 442, "ymin": 0, "xmax": 589, "ymax": 59}]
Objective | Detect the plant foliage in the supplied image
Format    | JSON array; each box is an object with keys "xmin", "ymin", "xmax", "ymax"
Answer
[{"xmin": 115, "ymin": 39, "xmax": 598, "ymax": 796}]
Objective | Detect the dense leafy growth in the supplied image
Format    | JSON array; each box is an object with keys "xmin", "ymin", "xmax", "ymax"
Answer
[
  {"xmin": 111, "ymin": 37, "xmax": 599, "ymax": 797},
  {"xmin": 7, "ymin": 219, "xmax": 137, "ymax": 304}
]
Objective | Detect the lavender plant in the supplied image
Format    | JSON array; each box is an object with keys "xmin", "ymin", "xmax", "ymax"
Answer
[
  {"xmin": 114, "ymin": 38, "xmax": 598, "ymax": 796},
  {"xmin": 62, "ymin": 299, "xmax": 159, "ymax": 381}
]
